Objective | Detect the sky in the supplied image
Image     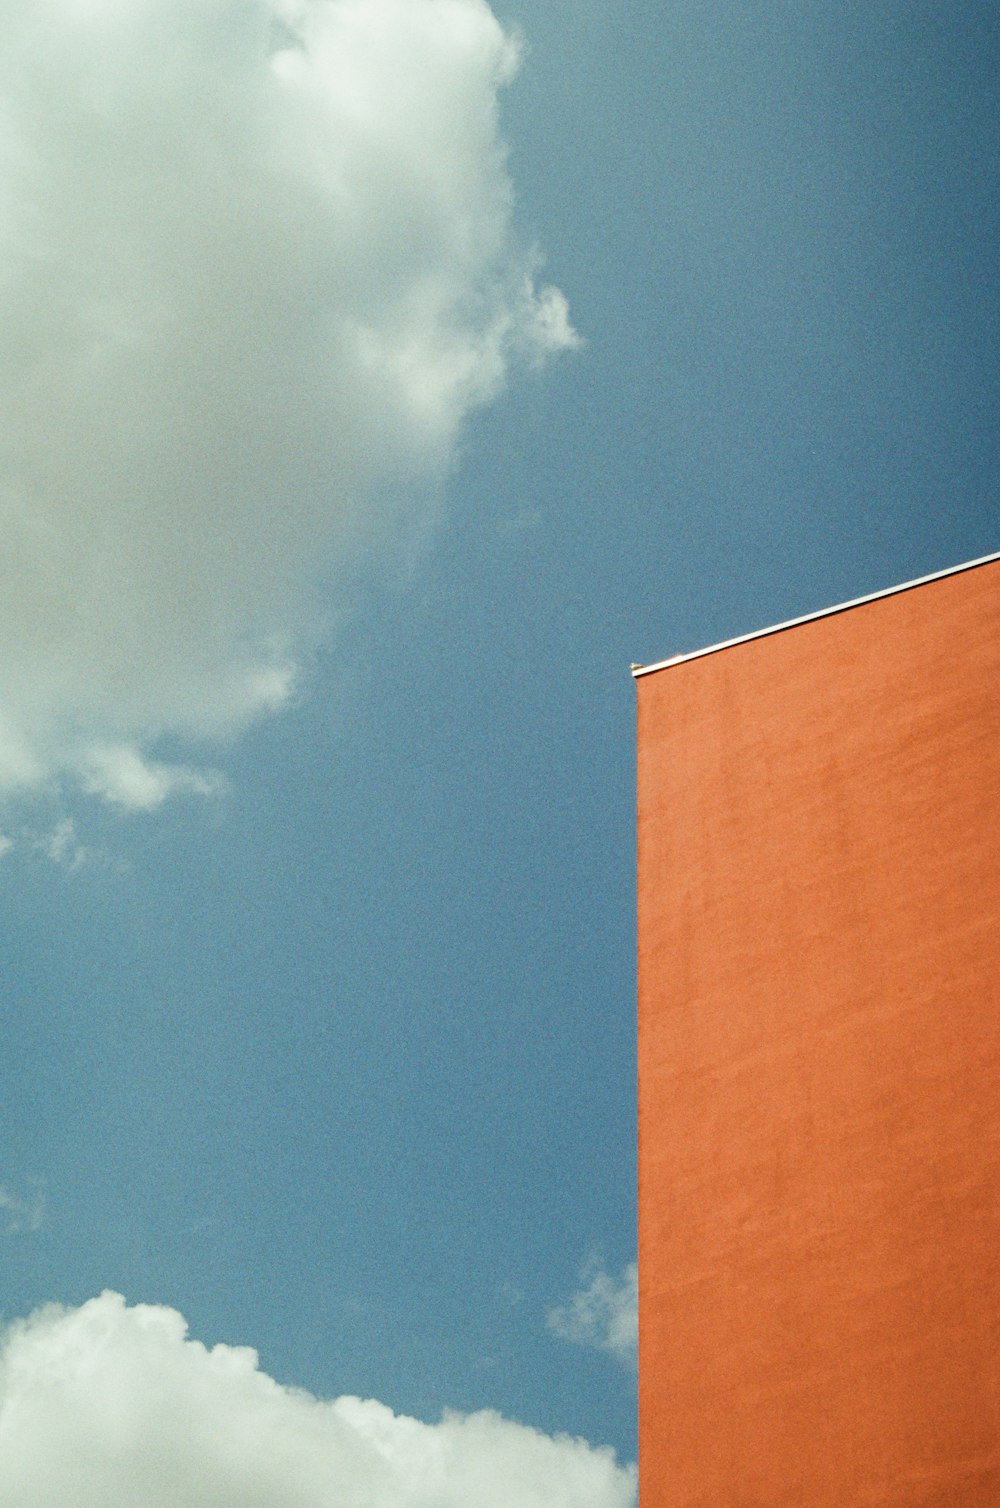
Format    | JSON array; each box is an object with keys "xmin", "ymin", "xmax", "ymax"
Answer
[{"xmin": 0, "ymin": 0, "xmax": 996, "ymax": 1500}]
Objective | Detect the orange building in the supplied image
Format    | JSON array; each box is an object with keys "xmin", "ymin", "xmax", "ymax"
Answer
[{"xmin": 635, "ymin": 552, "xmax": 1000, "ymax": 1506}]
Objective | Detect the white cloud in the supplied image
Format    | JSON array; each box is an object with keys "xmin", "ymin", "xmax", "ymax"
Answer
[
  {"xmin": 0, "ymin": 1293, "xmax": 636, "ymax": 1508},
  {"xmin": 0, "ymin": 0, "xmax": 577, "ymax": 810},
  {"xmin": 0, "ymin": 816, "xmax": 125, "ymax": 868},
  {"xmin": 30, "ymin": 816, "xmax": 109, "ymax": 871},
  {"xmin": 548, "ymin": 1260, "xmax": 638, "ymax": 1370},
  {"xmin": 80, "ymin": 745, "xmax": 226, "ymax": 811},
  {"xmin": 0, "ymin": 1184, "xmax": 44, "ymax": 1235}
]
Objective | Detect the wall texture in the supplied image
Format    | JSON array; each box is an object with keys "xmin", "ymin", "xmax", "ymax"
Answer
[{"xmin": 636, "ymin": 559, "xmax": 1000, "ymax": 1506}]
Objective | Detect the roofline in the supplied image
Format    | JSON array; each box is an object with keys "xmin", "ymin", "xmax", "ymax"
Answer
[{"xmin": 631, "ymin": 548, "xmax": 1000, "ymax": 680}]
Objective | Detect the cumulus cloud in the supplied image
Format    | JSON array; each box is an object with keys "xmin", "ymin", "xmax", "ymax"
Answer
[
  {"xmin": 548, "ymin": 1260, "xmax": 638, "ymax": 1370},
  {"xmin": 0, "ymin": 0, "xmax": 576, "ymax": 808},
  {"xmin": 0, "ymin": 1293, "xmax": 635, "ymax": 1507}
]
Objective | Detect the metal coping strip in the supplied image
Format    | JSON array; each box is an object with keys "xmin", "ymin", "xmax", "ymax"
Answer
[{"xmin": 631, "ymin": 548, "xmax": 1000, "ymax": 679}]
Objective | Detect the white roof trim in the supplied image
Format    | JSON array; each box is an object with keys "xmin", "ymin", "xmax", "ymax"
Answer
[{"xmin": 631, "ymin": 548, "xmax": 1000, "ymax": 679}]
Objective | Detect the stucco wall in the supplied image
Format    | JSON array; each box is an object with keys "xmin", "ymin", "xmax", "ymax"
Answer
[{"xmin": 637, "ymin": 559, "xmax": 1000, "ymax": 1505}]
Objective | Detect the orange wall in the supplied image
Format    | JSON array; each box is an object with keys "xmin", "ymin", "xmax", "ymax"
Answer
[{"xmin": 636, "ymin": 560, "xmax": 1000, "ymax": 1506}]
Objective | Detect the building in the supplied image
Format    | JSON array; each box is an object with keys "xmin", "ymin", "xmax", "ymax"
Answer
[{"xmin": 634, "ymin": 552, "xmax": 1000, "ymax": 1506}]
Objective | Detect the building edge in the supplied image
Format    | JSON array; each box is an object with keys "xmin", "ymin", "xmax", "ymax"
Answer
[{"xmin": 631, "ymin": 546, "xmax": 1000, "ymax": 679}]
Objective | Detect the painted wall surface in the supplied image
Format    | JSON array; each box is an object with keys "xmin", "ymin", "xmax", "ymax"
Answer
[{"xmin": 636, "ymin": 559, "xmax": 1000, "ymax": 1506}]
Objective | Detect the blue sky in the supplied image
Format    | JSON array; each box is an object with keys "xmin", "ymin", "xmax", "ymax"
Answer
[{"xmin": 0, "ymin": 1, "xmax": 996, "ymax": 1499}]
